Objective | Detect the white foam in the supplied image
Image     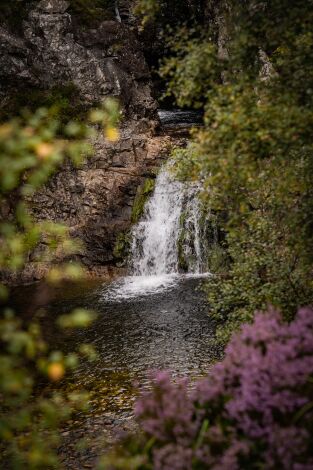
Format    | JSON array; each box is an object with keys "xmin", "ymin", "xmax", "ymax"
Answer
[
  {"xmin": 101, "ymin": 272, "xmax": 211, "ymax": 302},
  {"xmin": 102, "ymin": 274, "xmax": 180, "ymax": 301}
]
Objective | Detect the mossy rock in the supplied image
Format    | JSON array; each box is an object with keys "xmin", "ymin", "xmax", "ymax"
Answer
[
  {"xmin": 131, "ymin": 178, "xmax": 155, "ymax": 224},
  {"xmin": 177, "ymin": 230, "xmax": 189, "ymax": 272},
  {"xmin": 114, "ymin": 178, "xmax": 156, "ymax": 264},
  {"xmin": 113, "ymin": 231, "xmax": 132, "ymax": 265}
]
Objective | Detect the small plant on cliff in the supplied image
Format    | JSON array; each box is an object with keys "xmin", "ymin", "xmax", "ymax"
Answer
[
  {"xmin": 0, "ymin": 83, "xmax": 87, "ymax": 124},
  {"xmin": 102, "ymin": 306, "xmax": 313, "ymax": 469},
  {"xmin": 69, "ymin": 0, "xmax": 116, "ymax": 25}
]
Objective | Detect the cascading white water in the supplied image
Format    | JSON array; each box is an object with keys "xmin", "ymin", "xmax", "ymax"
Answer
[
  {"xmin": 103, "ymin": 163, "xmax": 212, "ymax": 300},
  {"xmin": 131, "ymin": 170, "xmax": 184, "ymax": 276},
  {"xmin": 130, "ymin": 165, "xmax": 210, "ymax": 277},
  {"xmin": 181, "ymin": 186, "xmax": 210, "ymax": 274}
]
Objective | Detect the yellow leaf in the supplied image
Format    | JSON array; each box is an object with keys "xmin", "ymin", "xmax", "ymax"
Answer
[
  {"xmin": 35, "ymin": 143, "xmax": 54, "ymax": 159},
  {"xmin": 0, "ymin": 123, "xmax": 13, "ymax": 138},
  {"xmin": 105, "ymin": 126, "xmax": 119, "ymax": 142},
  {"xmin": 48, "ymin": 362, "xmax": 65, "ymax": 381}
]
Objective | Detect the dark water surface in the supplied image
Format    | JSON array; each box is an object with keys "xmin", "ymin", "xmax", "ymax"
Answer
[
  {"xmin": 158, "ymin": 109, "xmax": 203, "ymax": 128},
  {"xmin": 14, "ymin": 275, "xmax": 218, "ymax": 414}
]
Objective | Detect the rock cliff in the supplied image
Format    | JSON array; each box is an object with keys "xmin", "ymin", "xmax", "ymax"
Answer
[
  {"xmin": 0, "ymin": 0, "xmax": 182, "ymax": 282},
  {"xmin": 0, "ymin": 0, "xmax": 155, "ymax": 117}
]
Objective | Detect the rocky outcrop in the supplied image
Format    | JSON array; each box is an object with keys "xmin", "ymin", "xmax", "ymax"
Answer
[
  {"xmin": 0, "ymin": 0, "xmax": 187, "ymax": 282},
  {"xmin": 0, "ymin": 0, "xmax": 156, "ymax": 118},
  {"xmin": 0, "ymin": 0, "xmax": 161, "ymax": 281},
  {"xmin": 31, "ymin": 124, "xmax": 179, "ymax": 278}
]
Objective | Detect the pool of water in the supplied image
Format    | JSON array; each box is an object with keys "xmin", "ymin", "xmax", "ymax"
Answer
[
  {"xmin": 11, "ymin": 274, "xmax": 219, "ymax": 465},
  {"xmin": 19, "ymin": 274, "xmax": 217, "ymax": 413}
]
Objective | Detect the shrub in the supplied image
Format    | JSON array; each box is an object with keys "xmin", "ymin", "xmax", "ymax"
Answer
[
  {"xmin": 105, "ymin": 307, "xmax": 313, "ymax": 469},
  {"xmin": 143, "ymin": 0, "xmax": 313, "ymax": 341},
  {"xmin": 0, "ymin": 99, "xmax": 119, "ymax": 468}
]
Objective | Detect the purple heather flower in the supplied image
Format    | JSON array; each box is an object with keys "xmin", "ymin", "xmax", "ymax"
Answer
[{"xmin": 133, "ymin": 307, "xmax": 313, "ymax": 469}]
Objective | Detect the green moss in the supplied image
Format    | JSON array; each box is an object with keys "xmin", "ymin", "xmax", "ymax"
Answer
[
  {"xmin": 0, "ymin": 83, "xmax": 88, "ymax": 124},
  {"xmin": 113, "ymin": 231, "xmax": 132, "ymax": 264},
  {"xmin": 131, "ymin": 178, "xmax": 155, "ymax": 224},
  {"xmin": 114, "ymin": 178, "xmax": 156, "ymax": 264},
  {"xmin": 179, "ymin": 210, "xmax": 187, "ymax": 227},
  {"xmin": 177, "ymin": 211, "xmax": 188, "ymax": 271}
]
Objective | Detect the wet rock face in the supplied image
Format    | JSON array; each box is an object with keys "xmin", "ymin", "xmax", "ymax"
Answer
[{"xmin": 0, "ymin": 0, "xmax": 156, "ymax": 118}]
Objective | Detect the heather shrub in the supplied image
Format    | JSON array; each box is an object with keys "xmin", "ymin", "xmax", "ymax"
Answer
[{"xmin": 103, "ymin": 307, "xmax": 313, "ymax": 469}]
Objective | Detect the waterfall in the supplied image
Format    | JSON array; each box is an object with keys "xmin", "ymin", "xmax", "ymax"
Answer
[
  {"xmin": 130, "ymin": 165, "xmax": 211, "ymax": 277},
  {"xmin": 103, "ymin": 163, "xmax": 213, "ymax": 300}
]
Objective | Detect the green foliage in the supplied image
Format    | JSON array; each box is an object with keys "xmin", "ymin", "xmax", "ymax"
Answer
[
  {"xmin": 0, "ymin": 108, "xmax": 92, "ymax": 273},
  {"xmin": 157, "ymin": 0, "xmax": 313, "ymax": 342},
  {"xmin": 134, "ymin": 0, "xmax": 160, "ymax": 25},
  {"xmin": 160, "ymin": 34, "xmax": 220, "ymax": 108},
  {"xmin": 57, "ymin": 309, "xmax": 97, "ymax": 328},
  {"xmin": 0, "ymin": 100, "xmax": 119, "ymax": 467},
  {"xmin": 131, "ymin": 178, "xmax": 155, "ymax": 223},
  {"xmin": 0, "ymin": 309, "xmax": 92, "ymax": 468},
  {"xmin": 90, "ymin": 97, "xmax": 121, "ymax": 141},
  {"xmin": 207, "ymin": 242, "xmax": 229, "ymax": 274}
]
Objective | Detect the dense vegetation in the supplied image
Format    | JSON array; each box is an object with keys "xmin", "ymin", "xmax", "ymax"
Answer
[
  {"xmin": 0, "ymin": 101, "xmax": 119, "ymax": 468},
  {"xmin": 157, "ymin": 0, "xmax": 313, "ymax": 342}
]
